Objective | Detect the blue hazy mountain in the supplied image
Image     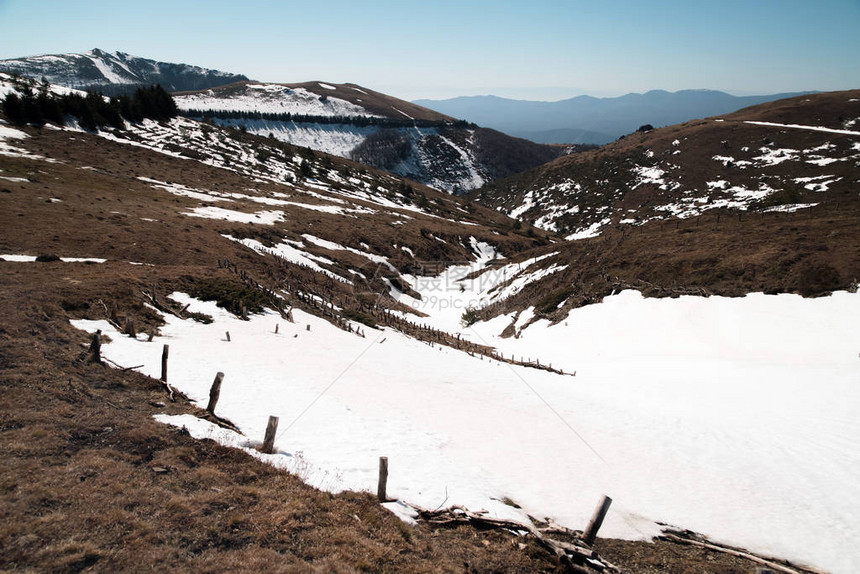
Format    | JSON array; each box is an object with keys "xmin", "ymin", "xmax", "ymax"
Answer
[{"xmin": 414, "ymin": 89, "xmax": 811, "ymax": 144}]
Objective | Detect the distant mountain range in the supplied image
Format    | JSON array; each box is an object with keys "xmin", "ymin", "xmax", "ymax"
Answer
[
  {"xmin": 0, "ymin": 48, "xmax": 248, "ymax": 95},
  {"xmin": 414, "ymin": 90, "xmax": 812, "ymax": 144}
]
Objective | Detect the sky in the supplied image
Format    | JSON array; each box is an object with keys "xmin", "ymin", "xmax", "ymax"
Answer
[{"xmin": 0, "ymin": 0, "xmax": 857, "ymax": 101}]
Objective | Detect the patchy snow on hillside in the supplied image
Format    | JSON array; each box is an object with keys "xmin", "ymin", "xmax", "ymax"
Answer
[
  {"xmin": 508, "ymin": 191, "xmax": 536, "ymax": 219},
  {"xmin": 753, "ymin": 146, "xmax": 799, "ymax": 166},
  {"xmin": 175, "ymin": 85, "xmax": 376, "ymax": 118},
  {"xmin": 0, "ymin": 122, "xmax": 48, "ymax": 160},
  {"xmin": 302, "ymin": 234, "xmax": 398, "ymax": 273},
  {"xmin": 566, "ymin": 218, "xmax": 610, "ymax": 240},
  {"xmin": 631, "ymin": 165, "xmax": 667, "ymax": 189},
  {"xmin": 224, "ymin": 235, "xmax": 350, "ymax": 283},
  {"xmin": 435, "ymin": 131, "xmax": 486, "ymax": 191},
  {"xmin": 383, "ymin": 126, "xmax": 489, "ymax": 193},
  {"xmin": 1, "ymin": 254, "xmax": 106, "ymax": 263},
  {"xmin": 794, "ymin": 175, "xmax": 843, "ymax": 192},
  {"xmin": 71, "ymin": 287, "xmax": 860, "ymax": 574},
  {"xmin": 138, "ymin": 177, "xmax": 232, "ymax": 203},
  {"xmin": 506, "ymin": 180, "xmax": 586, "ymax": 233},
  {"xmin": 207, "ymin": 117, "xmax": 377, "ymax": 157}
]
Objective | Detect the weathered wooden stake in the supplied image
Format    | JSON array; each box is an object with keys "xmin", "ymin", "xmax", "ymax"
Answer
[
  {"xmin": 225, "ymin": 331, "xmax": 231, "ymax": 342},
  {"xmin": 377, "ymin": 456, "xmax": 389, "ymax": 502},
  {"xmin": 583, "ymin": 494, "xmax": 612, "ymax": 546},
  {"xmin": 306, "ymin": 324, "xmax": 310, "ymax": 331},
  {"xmin": 275, "ymin": 323, "xmax": 279, "ymax": 334},
  {"xmin": 90, "ymin": 329, "xmax": 102, "ymax": 363},
  {"xmin": 123, "ymin": 317, "xmax": 136, "ymax": 338},
  {"xmin": 207, "ymin": 372, "xmax": 224, "ymax": 414},
  {"xmin": 160, "ymin": 344, "xmax": 169, "ymax": 383},
  {"xmin": 261, "ymin": 415, "xmax": 279, "ymax": 454}
]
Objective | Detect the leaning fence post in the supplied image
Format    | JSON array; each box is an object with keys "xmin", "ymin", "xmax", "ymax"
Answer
[
  {"xmin": 583, "ymin": 494, "xmax": 612, "ymax": 546},
  {"xmin": 160, "ymin": 344, "xmax": 169, "ymax": 382},
  {"xmin": 207, "ymin": 372, "xmax": 224, "ymax": 414},
  {"xmin": 261, "ymin": 416, "xmax": 279, "ymax": 454},
  {"xmin": 377, "ymin": 456, "xmax": 389, "ymax": 502}
]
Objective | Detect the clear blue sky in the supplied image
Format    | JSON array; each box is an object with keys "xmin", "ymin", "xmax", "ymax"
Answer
[{"xmin": 0, "ymin": 0, "xmax": 857, "ymax": 101}]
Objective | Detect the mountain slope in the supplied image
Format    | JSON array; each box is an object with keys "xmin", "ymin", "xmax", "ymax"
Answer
[
  {"xmin": 415, "ymin": 89, "xmax": 813, "ymax": 144},
  {"xmin": 470, "ymin": 90, "xmax": 860, "ymax": 237},
  {"xmin": 0, "ymin": 48, "xmax": 248, "ymax": 94},
  {"xmin": 463, "ymin": 90, "xmax": 859, "ymax": 318},
  {"xmin": 175, "ymin": 81, "xmax": 567, "ymax": 193}
]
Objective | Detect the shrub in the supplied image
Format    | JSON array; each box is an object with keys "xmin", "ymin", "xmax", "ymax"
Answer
[
  {"xmin": 460, "ymin": 307, "xmax": 480, "ymax": 327},
  {"xmin": 535, "ymin": 287, "xmax": 574, "ymax": 314},
  {"xmin": 343, "ymin": 309, "xmax": 376, "ymax": 328},
  {"xmin": 187, "ymin": 278, "xmax": 267, "ymax": 316},
  {"xmin": 186, "ymin": 311, "xmax": 214, "ymax": 324}
]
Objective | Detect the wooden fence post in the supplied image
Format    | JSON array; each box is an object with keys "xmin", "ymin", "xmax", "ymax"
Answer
[
  {"xmin": 377, "ymin": 456, "xmax": 389, "ymax": 502},
  {"xmin": 207, "ymin": 372, "xmax": 224, "ymax": 414},
  {"xmin": 225, "ymin": 331, "xmax": 231, "ymax": 342},
  {"xmin": 160, "ymin": 344, "xmax": 169, "ymax": 383},
  {"xmin": 583, "ymin": 495, "xmax": 612, "ymax": 546},
  {"xmin": 261, "ymin": 416, "xmax": 279, "ymax": 454},
  {"xmin": 275, "ymin": 323, "xmax": 279, "ymax": 334},
  {"xmin": 124, "ymin": 317, "xmax": 136, "ymax": 338},
  {"xmin": 90, "ymin": 329, "xmax": 102, "ymax": 363}
]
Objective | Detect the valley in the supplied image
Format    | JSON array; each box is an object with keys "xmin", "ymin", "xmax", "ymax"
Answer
[{"xmin": 1, "ymin": 56, "xmax": 858, "ymax": 574}]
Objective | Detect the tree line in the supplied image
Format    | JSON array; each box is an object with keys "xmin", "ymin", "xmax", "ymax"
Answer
[
  {"xmin": 1, "ymin": 77, "xmax": 178, "ymax": 131},
  {"xmin": 181, "ymin": 108, "xmax": 474, "ymax": 130}
]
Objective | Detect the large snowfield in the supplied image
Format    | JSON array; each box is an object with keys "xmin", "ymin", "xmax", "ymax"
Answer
[{"xmin": 71, "ymin": 283, "xmax": 860, "ymax": 574}]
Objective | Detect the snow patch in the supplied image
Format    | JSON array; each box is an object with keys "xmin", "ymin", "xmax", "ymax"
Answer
[
  {"xmin": 183, "ymin": 206, "xmax": 285, "ymax": 225},
  {"xmin": 70, "ymin": 289, "xmax": 860, "ymax": 574},
  {"xmin": 743, "ymin": 120, "xmax": 860, "ymax": 137}
]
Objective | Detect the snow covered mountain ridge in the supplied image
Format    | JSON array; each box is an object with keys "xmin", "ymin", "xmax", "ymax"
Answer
[
  {"xmin": 174, "ymin": 80, "xmax": 567, "ymax": 193},
  {"xmin": 0, "ymin": 48, "xmax": 248, "ymax": 94},
  {"xmin": 0, "ymin": 49, "xmax": 567, "ymax": 193}
]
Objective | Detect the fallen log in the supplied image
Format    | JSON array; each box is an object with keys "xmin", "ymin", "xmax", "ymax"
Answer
[
  {"xmin": 408, "ymin": 504, "xmax": 619, "ymax": 573},
  {"xmin": 661, "ymin": 533, "xmax": 820, "ymax": 574},
  {"xmin": 142, "ymin": 290, "xmax": 185, "ymax": 320}
]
